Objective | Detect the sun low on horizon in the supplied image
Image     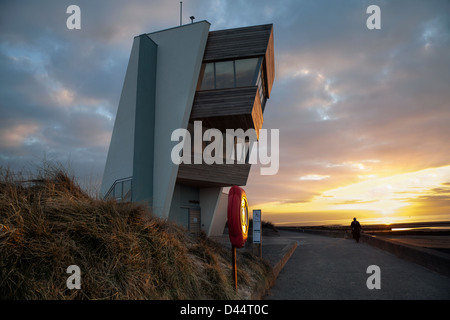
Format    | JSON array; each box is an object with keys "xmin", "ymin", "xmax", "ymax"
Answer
[{"xmin": 250, "ymin": 164, "xmax": 450, "ymax": 226}]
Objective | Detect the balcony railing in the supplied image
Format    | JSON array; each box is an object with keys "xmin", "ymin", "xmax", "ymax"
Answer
[{"xmin": 104, "ymin": 177, "xmax": 133, "ymax": 202}]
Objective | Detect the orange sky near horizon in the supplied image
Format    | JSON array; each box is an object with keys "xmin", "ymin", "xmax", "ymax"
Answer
[{"xmin": 248, "ymin": 165, "xmax": 450, "ymax": 226}]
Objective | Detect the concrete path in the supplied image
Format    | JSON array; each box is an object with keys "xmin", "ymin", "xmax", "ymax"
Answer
[{"xmin": 264, "ymin": 230, "xmax": 450, "ymax": 300}]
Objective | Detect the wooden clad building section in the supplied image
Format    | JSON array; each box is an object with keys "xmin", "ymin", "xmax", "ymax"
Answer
[
  {"xmin": 177, "ymin": 162, "xmax": 251, "ymax": 187},
  {"xmin": 264, "ymin": 27, "xmax": 275, "ymax": 98},
  {"xmin": 177, "ymin": 23, "xmax": 275, "ymax": 189},
  {"xmin": 203, "ymin": 24, "xmax": 272, "ymax": 61},
  {"xmin": 190, "ymin": 86, "xmax": 263, "ymax": 134},
  {"xmin": 191, "ymin": 87, "xmax": 257, "ymax": 117},
  {"xmin": 203, "ymin": 24, "xmax": 275, "ymax": 97},
  {"xmin": 251, "ymin": 91, "xmax": 263, "ymax": 137}
]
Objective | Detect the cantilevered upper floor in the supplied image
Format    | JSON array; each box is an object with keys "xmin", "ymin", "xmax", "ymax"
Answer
[
  {"xmin": 178, "ymin": 24, "xmax": 275, "ymax": 188},
  {"xmin": 190, "ymin": 24, "xmax": 275, "ymax": 135}
]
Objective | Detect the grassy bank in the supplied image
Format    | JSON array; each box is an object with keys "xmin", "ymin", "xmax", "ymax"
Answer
[{"xmin": 0, "ymin": 167, "xmax": 273, "ymax": 300}]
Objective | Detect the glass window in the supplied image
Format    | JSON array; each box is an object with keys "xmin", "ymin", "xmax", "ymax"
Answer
[
  {"xmin": 256, "ymin": 67, "xmax": 267, "ymax": 112},
  {"xmin": 235, "ymin": 58, "xmax": 259, "ymax": 87},
  {"xmin": 198, "ymin": 58, "xmax": 264, "ymax": 91},
  {"xmin": 200, "ymin": 63, "xmax": 215, "ymax": 90},
  {"xmin": 215, "ymin": 61, "xmax": 235, "ymax": 89}
]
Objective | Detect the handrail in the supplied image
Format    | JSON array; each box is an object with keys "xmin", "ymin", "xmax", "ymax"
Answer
[{"xmin": 104, "ymin": 176, "xmax": 133, "ymax": 202}]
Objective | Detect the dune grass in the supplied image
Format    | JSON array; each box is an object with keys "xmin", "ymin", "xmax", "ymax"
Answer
[{"xmin": 0, "ymin": 166, "xmax": 273, "ymax": 300}]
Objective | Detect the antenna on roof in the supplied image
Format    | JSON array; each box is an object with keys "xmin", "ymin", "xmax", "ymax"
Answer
[{"xmin": 180, "ymin": 1, "xmax": 182, "ymax": 26}]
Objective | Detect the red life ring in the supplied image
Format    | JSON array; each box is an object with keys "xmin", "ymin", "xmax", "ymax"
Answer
[{"xmin": 227, "ymin": 186, "xmax": 249, "ymax": 248}]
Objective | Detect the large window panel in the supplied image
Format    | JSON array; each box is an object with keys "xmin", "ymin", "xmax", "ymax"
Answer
[
  {"xmin": 256, "ymin": 68, "xmax": 267, "ymax": 112},
  {"xmin": 198, "ymin": 58, "xmax": 265, "ymax": 91},
  {"xmin": 235, "ymin": 58, "xmax": 260, "ymax": 87},
  {"xmin": 200, "ymin": 63, "xmax": 215, "ymax": 90},
  {"xmin": 215, "ymin": 61, "xmax": 235, "ymax": 89}
]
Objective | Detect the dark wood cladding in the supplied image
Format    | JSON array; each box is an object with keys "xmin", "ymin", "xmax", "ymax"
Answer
[
  {"xmin": 190, "ymin": 86, "xmax": 263, "ymax": 135},
  {"xmin": 202, "ymin": 23, "xmax": 275, "ymax": 98},
  {"xmin": 177, "ymin": 23, "xmax": 275, "ymax": 189},
  {"xmin": 177, "ymin": 162, "xmax": 251, "ymax": 188},
  {"xmin": 203, "ymin": 24, "xmax": 273, "ymax": 62},
  {"xmin": 192, "ymin": 87, "xmax": 257, "ymax": 117},
  {"xmin": 252, "ymin": 91, "xmax": 263, "ymax": 137},
  {"xmin": 265, "ymin": 27, "xmax": 275, "ymax": 98}
]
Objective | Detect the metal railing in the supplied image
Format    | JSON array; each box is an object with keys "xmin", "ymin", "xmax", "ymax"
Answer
[{"xmin": 104, "ymin": 177, "xmax": 133, "ymax": 202}]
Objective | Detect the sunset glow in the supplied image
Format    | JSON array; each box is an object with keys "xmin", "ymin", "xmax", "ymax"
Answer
[{"xmin": 251, "ymin": 165, "xmax": 450, "ymax": 226}]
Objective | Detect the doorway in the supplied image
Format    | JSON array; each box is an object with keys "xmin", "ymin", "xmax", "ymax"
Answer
[{"xmin": 189, "ymin": 209, "xmax": 201, "ymax": 233}]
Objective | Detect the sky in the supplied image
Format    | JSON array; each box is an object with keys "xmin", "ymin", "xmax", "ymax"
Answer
[{"xmin": 1, "ymin": 0, "xmax": 449, "ymax": 226}]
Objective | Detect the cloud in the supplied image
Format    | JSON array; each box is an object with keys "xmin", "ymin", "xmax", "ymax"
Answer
[
  {"xmin": 0, "ymin": 123, "xmax": 41, "ymax": 149},
  {"xmin": 300, "ymin": 174, "xmax": 330, "ymax": 181},
  {"xmin": 408, "ymin": 183, "xmax": 450, "ymax": 203}
]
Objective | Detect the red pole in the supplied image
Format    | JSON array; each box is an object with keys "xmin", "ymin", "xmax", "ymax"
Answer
[{"xmin": 232, "ymin": 245, "xmax": 237, "ymax": 291}]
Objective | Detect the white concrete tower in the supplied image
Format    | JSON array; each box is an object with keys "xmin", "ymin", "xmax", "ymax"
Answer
[{"xmin": 102, "ymin": 22, "xmax": 274, "ymax": 236}]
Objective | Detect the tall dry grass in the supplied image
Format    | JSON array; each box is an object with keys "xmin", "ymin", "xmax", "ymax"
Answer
[{"xmin": 0, "ymin": 166, "xmax": 273, "ymax": 299}]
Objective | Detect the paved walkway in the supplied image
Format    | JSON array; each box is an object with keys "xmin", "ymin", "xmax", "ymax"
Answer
[{"xmin": 263, "ymin": 230, "xmax": 450, "ymax": 300}]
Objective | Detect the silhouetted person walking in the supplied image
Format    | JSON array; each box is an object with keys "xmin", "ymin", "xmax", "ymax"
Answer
[{"xmin": 350, "ymin": 218, "xmax": 361, "ymax": 243}]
